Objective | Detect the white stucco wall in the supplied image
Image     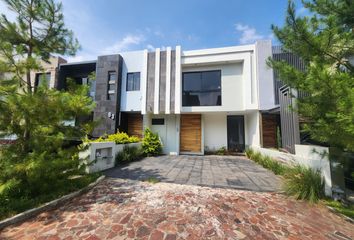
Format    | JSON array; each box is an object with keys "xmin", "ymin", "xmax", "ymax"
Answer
[
  {"xmin": 181, "ymin": 63, "xmax": 244, "ymax": 112},
  {"xmin": 150, "ymin": 114, "xmax": 178, "ymax": 155},
  {"xmin": 245, "ymin": 111, "xmax": 261, "ymax": 147},
  {"xmin": 255, "ymin": 40, "xmax": 275, "ymax": 110},
  {"xmin": 120, "ymin": 50, "xmax": 144, "ymax": 112},
  {"xmin": 203, "ymin": 113, "xmax": 227, "ymax": 151}
]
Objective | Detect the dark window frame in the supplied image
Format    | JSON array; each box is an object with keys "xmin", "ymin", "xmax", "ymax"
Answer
[
  {"xmin": 107, "ymin": 71, "xmax": 116, "ymax": 100},
  {"xmin": 182, "ymin": 70, "xmax": 222, "ymax": 107},
  {"xmin": 151, "ymin": 118, "xmax": 165, "ymax": 125},
  {"xmin": 35, "ymin": 72, "xmax": 51, "ymax": 88},
  {"xmin": 126, "ymin": 72, "xmax": 140, "ymax": 91}
]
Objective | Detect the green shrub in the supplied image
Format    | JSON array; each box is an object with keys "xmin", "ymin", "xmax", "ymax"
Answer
[
  {"xmin": 91, "ymin": 132, "xmax": 140, "ymax": 144},
  {"xmin": 144, "ymin": 177, "xmax": 160, "ymax": 184},
  {"xmin": 246, "ymin": 148, "xmax": 289, "ymax": 175},
  {"xmin": 246, "ymin": 149, "xmax": 325, "ymax": 203},
  {"xmin": 252, "ymin": 152, "xmax": 263, "ymax": 163},
  {"xmin": 0, "ymin": 173, "xmax": 99, "ymax": 220},
  {"xmin": 216, "ymin": 147, "xmax": 227, "ymax": 155},
  {"xmin": 115, "ymin": 145, "xmax": 143, "ymax": 164},
  {"xmin": 245, "ymin": 148, "xmax": 254, "ymax": 159},
  {"xmin": 142, "ymin": 128, "xmax": 162, "ymax": 156},
  {"xmin": 283, "ymin": 165, "xmax": 325, "ymax": 203},
  {"xmin": 324, "ymin": 200, "xmax": 354, "ymax": 219}
]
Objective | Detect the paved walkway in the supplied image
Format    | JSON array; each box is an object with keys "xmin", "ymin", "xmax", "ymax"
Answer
[
  {"xmin": 105, "ymin": 155, "xmax": 281, "ymax": 192},
  {"xmin": 1, "ymin": 178, "xmax": 353, "ymax": 240}
]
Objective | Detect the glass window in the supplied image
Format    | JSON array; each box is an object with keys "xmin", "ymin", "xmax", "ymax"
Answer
[
  {"xmin": 152, "ymin": 118, "xmax": 164, "ymax": 125},
  {"xmin": 107, "ymin": 93, "xmax": 115, "ymax": 101},
  {"xmin": 108, "ymin": 71, "xmax": 117, "ymax": 81},
  {"xmin": 108, "ymin": 84, "xmax": 115, "ymax": 91},
  {"xmin": 35, "ymin": 73, "xmax": 51, "ymax": 87},
  {"xmin": 107, "ymin": 71, "xmax": 116, "ymax": 100},
  {"xmin": 182, "ymin": 70, "xmax": 221, "ymax": 106},
  {"xmin": 126, "ymin": 72, "xmax": 140, "ymax": 91}
]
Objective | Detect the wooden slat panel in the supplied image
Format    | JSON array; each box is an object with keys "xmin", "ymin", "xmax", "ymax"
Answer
[
  {"xmin": 180, "ymin": 114, "xmax": 201, "ymax": 152},
  {"xmin": 127, "ymin": 113, "xmax": 143, "ymax": 138},
  {"xmin": 262, "ymin": 114, "xmax": 277, "ymax": 148}
]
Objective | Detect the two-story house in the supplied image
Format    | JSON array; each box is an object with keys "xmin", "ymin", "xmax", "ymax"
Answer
[{"xmin": 57, "ymin": 40, "xmax": 279, "ymax": 155}]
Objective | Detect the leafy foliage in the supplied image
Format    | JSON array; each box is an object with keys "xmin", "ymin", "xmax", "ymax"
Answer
[
  {"xmin": 0, "ymin": 0, "xmax": 97, "ymax": 219},
  {"xmin": 324, "ymin": 200, "xmax": 354, "ymax": 219},
  {"xmin": 246, "ymin": 148, "xmax": 325, "ymax": 202},
  {"xmin": 0, "ymin": 0, "xmax": 79, "ymax": 92},
  {"xmin": 245, "ymin": 148, "xmax": 289, "ymax": 175},
  {"xmin": 283, "ymin": 165, "xmax": 325, "ymax": 203},
  {"xmin": 144, "ymin": 177, "xmax": 160, "ymax": 184},
  {"xmin": 142, "ymin": 128, "xmax": 162, "ymax": 156},
  {"xmin": 216, "ymin": 147, "xmax": 227, "ymax": 155},
  {"xmin": 268, "ymin": 0, "xmax": 354, "ymax": 151},
  {"xmin": 91, "ymin": 132, "xmax": 140, "ymax": 144},
  {"xmin": 0, "ymin": 173, "xmax": 100, "ymax": 220},
  {"xmin": 115, "ymin": 145, "xmax": 143, "ymax": 164}
]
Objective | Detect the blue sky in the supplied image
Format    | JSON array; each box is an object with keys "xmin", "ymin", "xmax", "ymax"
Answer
[{"xmin": 0, "ymin": 0, "xmax": 306, "ymax": 62}]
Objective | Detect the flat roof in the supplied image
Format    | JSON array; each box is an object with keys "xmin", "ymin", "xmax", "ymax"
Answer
[{"xmin": 59, "ymin": 60, "xmax": 96, "ymax": 67}]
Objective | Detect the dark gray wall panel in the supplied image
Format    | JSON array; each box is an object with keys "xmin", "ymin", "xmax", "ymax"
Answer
[
  {"xmin": 92, "ymin": 54, "xmax": 123, "ymax": 137},
  {"xmin": 279, "ymin": 86, "xmax": 300, "ymax": 153},
  {"xmin": 170, "ymin": 51, "xmax": 176, "ymax": 113},
  {"xmin": 146, "ymin": 52, "xmax": 155, "ymax": 113},
  {"xmin": 159, "ymin": 51, "xmax": 166, "ymax": 113}
]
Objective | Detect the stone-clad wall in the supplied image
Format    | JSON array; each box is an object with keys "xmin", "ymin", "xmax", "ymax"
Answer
[
  {"xmin": 93, "ymin": 55, "xmax": 123, "ymax": 137},
  {"xmin": 146, "ymin": 49, "xmax": 177, "ymax": 114}
]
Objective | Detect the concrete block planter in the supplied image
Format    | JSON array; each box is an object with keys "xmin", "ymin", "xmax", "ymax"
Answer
[{"xmin": 80, "ymin": 141, "xmax": 142, "ymax": 173}]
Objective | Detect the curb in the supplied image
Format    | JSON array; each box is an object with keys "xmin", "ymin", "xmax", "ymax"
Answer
[
  {"xmin": 0, "ymin": 175, "xmax": 105, "ymax": 230},
  {"xmin": 326, "ymin": 206, "xmax": 354, "ymax": 224}
]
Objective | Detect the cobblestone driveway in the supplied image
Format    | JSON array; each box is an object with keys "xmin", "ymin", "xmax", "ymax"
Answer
[
  {"xmin": 105, "ymin": 155, "xmax": 281, "ymax": 192},
  {"xmin": 1, "ymin": 178, "xmax": 353, "ymax": 240}
]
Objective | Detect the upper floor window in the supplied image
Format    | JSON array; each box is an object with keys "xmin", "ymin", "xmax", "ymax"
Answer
[
  {"xmin": 126, "ymin": 72, "xmax": 140, "ymax": 91},
  {"xmin": 182, "ymin": 70, "xmax": 221, "ymax": 106},
  {"xmin": 35, "ymin": 72, "xmax": 51, "ymax": 88},
  {"xmin": 107, "ymin": 71, "xmax": 116, "ymax": 100},
  {"xmin": 108, "ymin": 71, "xmax": 117, "ymax": 82}
]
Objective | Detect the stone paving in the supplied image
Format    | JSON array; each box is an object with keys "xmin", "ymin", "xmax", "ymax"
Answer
[
  {"xmin": 105, "ymin": 155, "xmax": 281, "ymax": 192},
  {"xmin": 1, "ymin": 178, "xmax": 353, "ymax": 240}
]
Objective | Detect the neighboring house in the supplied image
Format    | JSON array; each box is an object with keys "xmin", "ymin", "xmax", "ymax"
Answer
[
  {"xmin": 58, "ymin": 40, "xmax": 281, "ymax": 155},
  {"xmin": 0, "ymin": 56, "xmax": 66, "ymax": 144},
  {"xmin": 31, "ymin": 56, "xmax": 67, "ymax": 89}
]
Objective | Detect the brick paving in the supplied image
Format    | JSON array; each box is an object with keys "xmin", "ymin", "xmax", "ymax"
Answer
[
  {"xmin": 105, "ymin": 155, "xmax": 281, "ymax": 192},
  {"xmin": 1, "ymin": 178, "xmax": 353, "ymax": 240}
]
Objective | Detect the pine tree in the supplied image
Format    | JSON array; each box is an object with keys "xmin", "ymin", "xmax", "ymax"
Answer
[
  {"xmin": 269, "ymin": 0, "xmax": 354, "ymax": 152},
  {"xmin": 0, "ymin": 0, "xmax": 95, "ymax": 209}
]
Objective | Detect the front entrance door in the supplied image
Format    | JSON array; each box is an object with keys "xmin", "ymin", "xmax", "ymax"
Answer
[
  {"xmin": 180, "ymin": 114, "xmax": 202, "ymax": 153},
  {"xmin": 227, "ymin": 115, "xmax": 245, "ymax": 152}
]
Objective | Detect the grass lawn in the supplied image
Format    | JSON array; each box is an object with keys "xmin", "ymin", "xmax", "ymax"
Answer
[
  {"xmin": 324, "ymin": 200, "xmax": 354, "ymax": 219},
  {"xmin": 0, "ymin": 173, "xmax": 100, "ymax": 221}
]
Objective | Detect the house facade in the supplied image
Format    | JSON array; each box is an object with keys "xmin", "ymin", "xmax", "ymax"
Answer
[{"xmin": 56, "ymin": 40, "xmax": 281, "ymax": 155}]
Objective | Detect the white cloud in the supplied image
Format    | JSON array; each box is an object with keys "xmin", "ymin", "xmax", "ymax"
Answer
[
  {"xmin": 235, "ymin": 23, "xmax": 265, "ymax": 44},
  {"xmin": 65, "ymin": 53, "xmax": 97, "ymax": 63},
  {"xmin": 146, "ymin": 44, "xmax": 155, "ymax": 51},
  {"xmin": 101, "ymin": 34, "xmax": 144, "ymax": 55}
]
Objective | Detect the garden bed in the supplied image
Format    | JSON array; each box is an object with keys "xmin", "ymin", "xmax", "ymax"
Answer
[{"xmin": 0, "ymin": 173, "xmax": 101, "ymax": 222}]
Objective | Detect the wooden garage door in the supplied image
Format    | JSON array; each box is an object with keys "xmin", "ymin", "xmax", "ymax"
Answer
[
  {"xmin": 127, "ymin": 113, "xmax": 143, "ymax": 138},
  {"xmin": 180, "ymin": 114, "xmax": 201, "ymax": 153}
]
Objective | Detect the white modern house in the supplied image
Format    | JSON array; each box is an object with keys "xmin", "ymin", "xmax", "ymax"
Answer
[
  {"xmin": 139, "ymin": 40, "xmax": 276, "ymax": 155},
  {"xmin": 58, "ymin": 40, "xmax": 278, "ymax": 155}
]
